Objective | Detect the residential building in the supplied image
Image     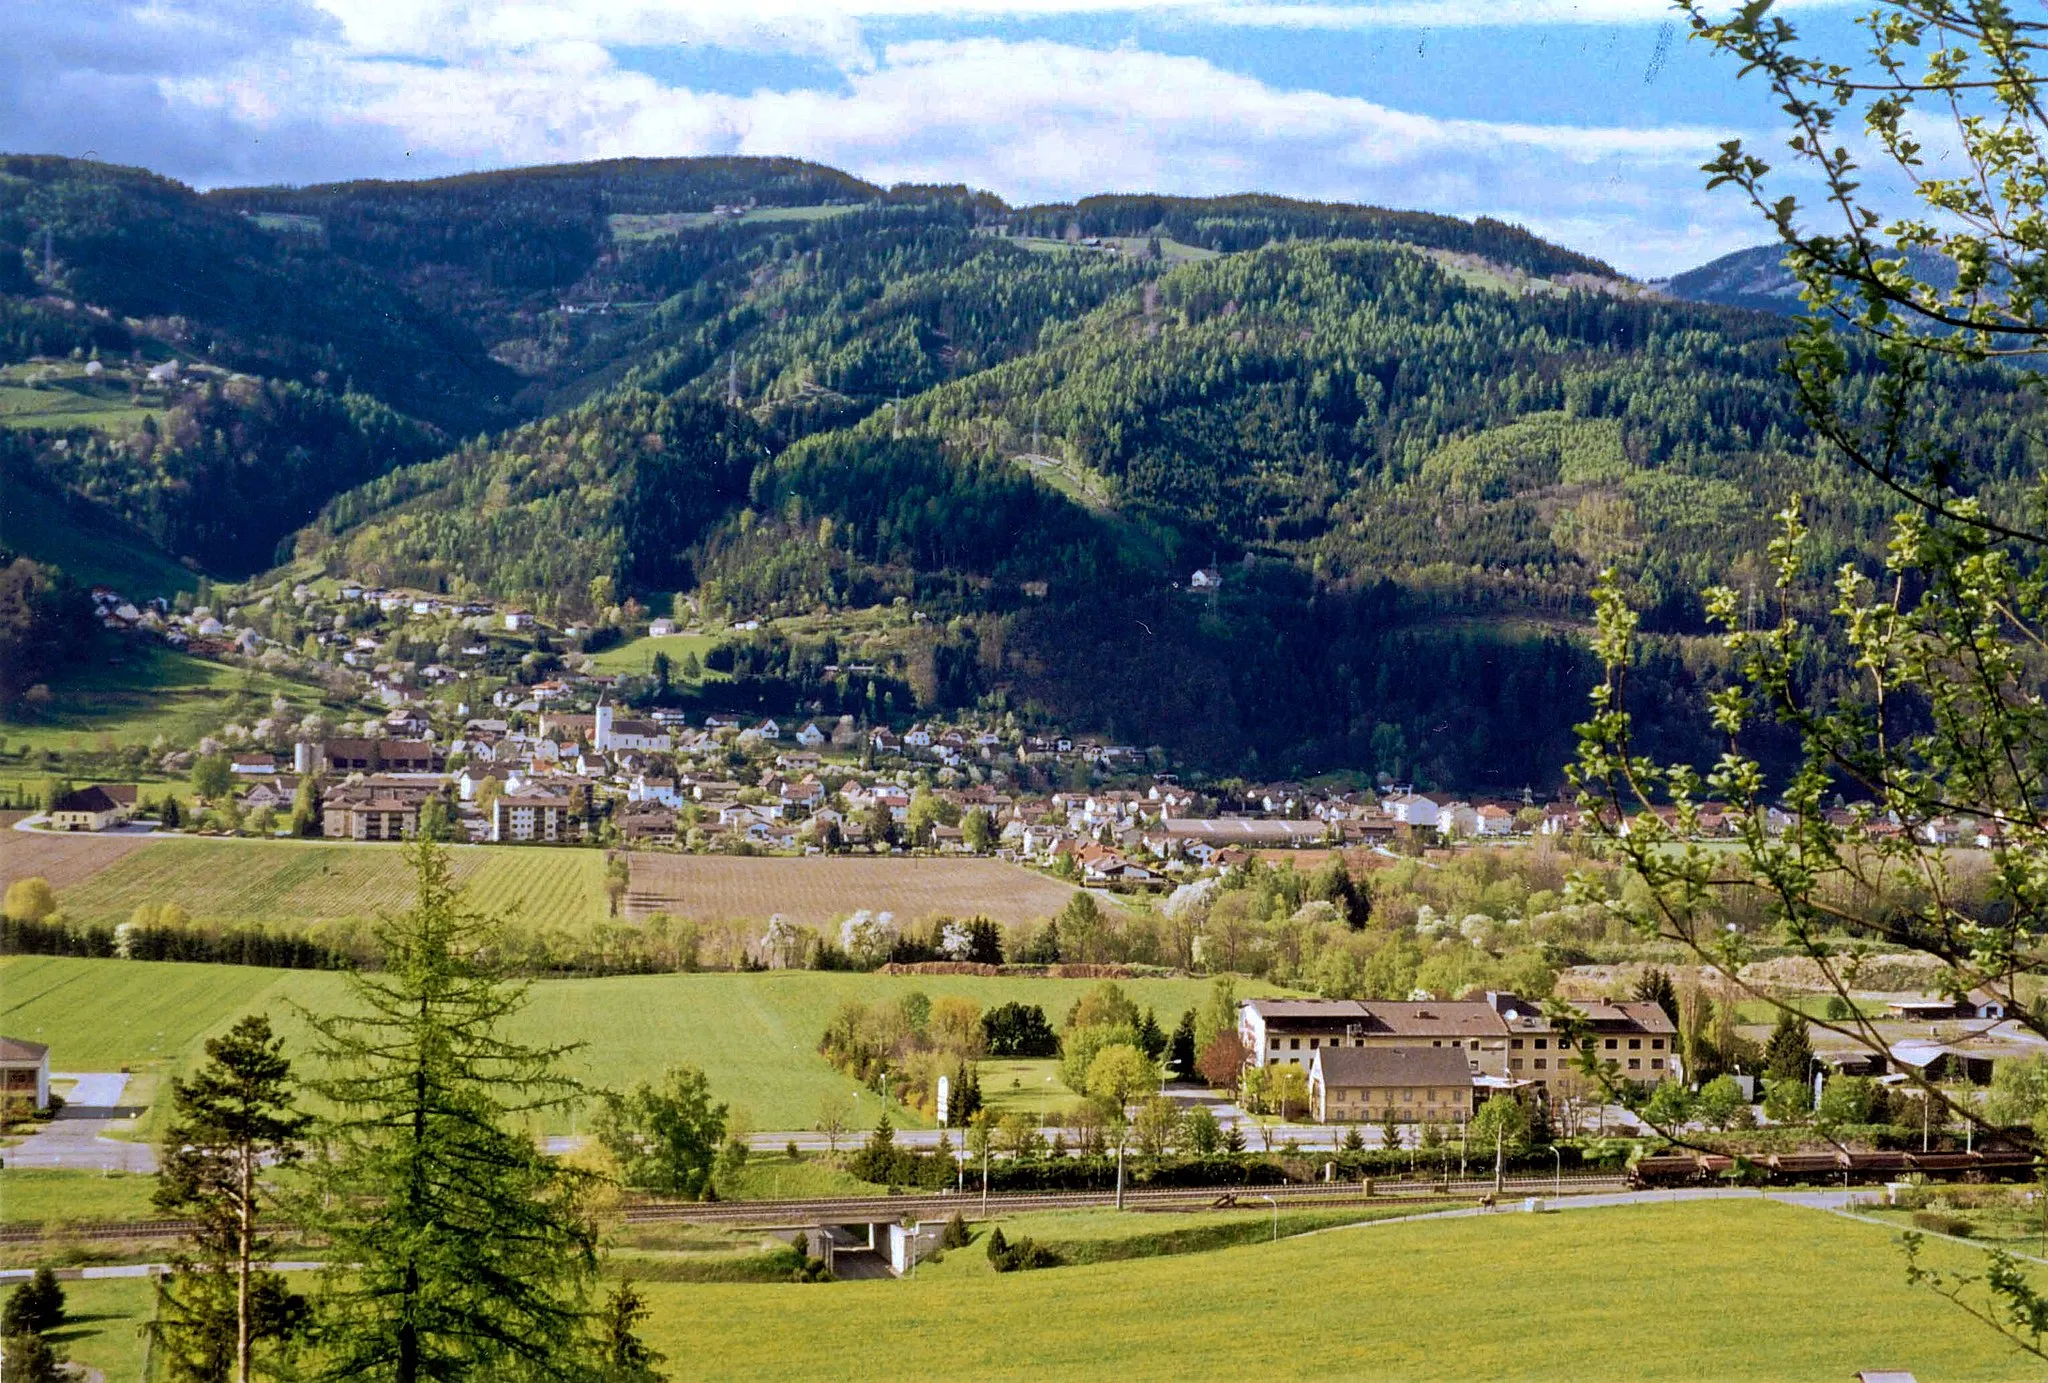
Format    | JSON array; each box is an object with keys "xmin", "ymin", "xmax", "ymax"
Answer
[
  {"xmin": 319, "ymin": 738, "xmax": 442, "ymax": 774},
  {"xmin": 1308, "ymin": 1044, "xmax": 1477, "ymax": 1125},
  {"xmin": 0, "ymin": 1037, "xmax": 51, "ymax": 1111},
  {"xmin": 320, "ymin": 786, "xmax": 422, "ymax": 841},
  {"xmin": 492, "ymin": 794, "xmax": 580, "ymax": 843},
  {"xmin": 1239, "ymin": 993, "xmax": 1678, "ymax": 1091},
  {"xmin": 47, "ymin": 785, "xmax": 133, "ymax": 832}
]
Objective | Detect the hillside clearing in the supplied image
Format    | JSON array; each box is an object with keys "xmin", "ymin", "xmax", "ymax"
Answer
[
  {"xmin": 0, "ymin": 644, "xmax": 333, "ymax": 754},
  {"xmin": 625, "ymin": 854, "xmax": 1089, "ymax": 928}
]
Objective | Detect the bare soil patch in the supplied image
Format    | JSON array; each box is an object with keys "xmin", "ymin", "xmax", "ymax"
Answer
[
  {"xmin": 0, "ymin": 830, "xmax": 155, "ymax": 891},
  {"xmin": 624, "ymin": 855, "xmax": 1085, "ymax": 927}
]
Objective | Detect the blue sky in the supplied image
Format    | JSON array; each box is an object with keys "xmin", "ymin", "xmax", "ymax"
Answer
[{"xmin": 2, "ymin": 1, "xmax": 1875, "ymax": 276}]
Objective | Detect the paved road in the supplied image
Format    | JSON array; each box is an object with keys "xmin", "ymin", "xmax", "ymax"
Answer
[{"xmin": 4, "ymin": 1073, "xmax": 157, "ymax": 1173}]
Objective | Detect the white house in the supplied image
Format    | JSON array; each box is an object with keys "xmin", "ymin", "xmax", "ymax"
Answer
[
  {"xmin": 1387, "ymin": 793, "xmax": 1439, "ymax": 828},
  {"xmin": 648, "ymin": 618, "xmax": 678, "ymax": 637},
  {"xmin": 795, "ymin": 722, "xmax": 827, "ymax": 748}
]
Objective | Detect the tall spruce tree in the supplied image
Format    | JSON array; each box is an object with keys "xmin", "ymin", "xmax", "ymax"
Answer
[
  {"xmin": 299, "ymin": 842, "xmax": 601, "ymax": 1383},
  {"xmin": 151, "ymin": 1014, "xmax": 311, "ymax": 1383}
]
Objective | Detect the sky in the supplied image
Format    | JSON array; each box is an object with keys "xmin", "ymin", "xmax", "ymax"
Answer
[{"xmin": 2, "ymin": 0, "xmax": 1878, "ymax": 277}]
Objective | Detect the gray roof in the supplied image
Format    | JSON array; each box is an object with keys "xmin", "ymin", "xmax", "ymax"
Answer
[
  {"xmin": 1313, "ymin": 1044, "xmax": 1475, "ymax": 1089},
  {"xmin": 0, "ymin": 1037, "xmax": 50, "ymax": 1064}
]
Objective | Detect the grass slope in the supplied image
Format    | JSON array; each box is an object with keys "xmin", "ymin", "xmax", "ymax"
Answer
[
  {"xmin": 0, "ymin": 644, "xmax": 329, "ymax": 754},
  {"xmin": 53, "ymin": 838, "xmax": 610, "ymax": 930},
  {"xmin": 0, "ymin": 475, "xmax": 196, "ymax": 596},
  {"xmin": 0, "ymin": 958, "xmax": 1268, "ymax": 1130},
  {"xmin": 639, "ymin": 1200, "xmax": 2030, "ymax": 1381}
]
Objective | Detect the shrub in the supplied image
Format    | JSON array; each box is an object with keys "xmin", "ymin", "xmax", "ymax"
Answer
[
  {"xmin": 986, "ymin": 1226, "xmax": 1061, "ymax": 1272},
  {"xmin": 941, "ymin": 1212, "xmax": 973, "ymax": 1249},
  {"xmin": 1911, "ymin": 1210, "xmax": 1973, "ymax": 1238}
]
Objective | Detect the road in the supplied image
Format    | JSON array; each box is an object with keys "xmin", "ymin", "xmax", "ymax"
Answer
[{"xmin": 4, "ymin": 1073, "xmax": 157, "ymax": 1173}]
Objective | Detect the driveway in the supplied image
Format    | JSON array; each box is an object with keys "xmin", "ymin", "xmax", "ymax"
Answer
[{"xmin": 5, "ymin": 1072, "xmax": 157, "ymax": 1173}]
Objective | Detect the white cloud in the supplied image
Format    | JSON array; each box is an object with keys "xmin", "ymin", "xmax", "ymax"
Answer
[{"xmin": 159, "ymin": 33, "xmax": 1740, "ymax": 269}]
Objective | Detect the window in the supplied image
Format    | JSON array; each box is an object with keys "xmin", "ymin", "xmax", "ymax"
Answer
[
  {"xmin": 1605, "ymin": 1039, "xmax": 1619, "ymax": 1050},
  {"xmin": 1534, "ymin": 1059, "xmax": 1547, "ymax": 1070},
  {"xmin": 1510, "ymin": 1038, "xmax": 1524, "ymax": 1050},
  {"xmin": 1649, "ymin": 1058, "xmax": 1662, "ymax": 1069},
  {"xmin": 1509, "ymin": 1058, "xmax": 1523, "ymax": 1071},
  {"xmin": 1627, "ymin": 1058, "xmax": 1641, "ymax": 1071},
  {"xmin": 1309, "ymin": 1038, "xmax": 1319, "ymax": 1049},
  {"xmin": 1652, "ymin": 1038, "xmax": 1665, "ymax": 1050},
  {"xmin": 1403, "ymin": 1088, "xmax": 1414, "ymax": 1102},
  {"xmin": 1290, "ymin": 1038, "xmax": 1300, "ymax": 1050},
  {"xmin": 1271, "ymin": 1039, "xmax": 1282, "ymax": 1051},
  {"xmin": 1629, "ymin": 1039, "xmax": 1642, "ymax": 1051},
  {"xmin": 1534, "ymin": 1038, "xmax": 1547, "ymax": 1050}
]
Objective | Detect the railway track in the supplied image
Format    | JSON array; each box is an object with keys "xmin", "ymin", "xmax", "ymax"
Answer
[
  {"xmin": 0, "ymin": 1173, "xmax": 1625, "ymax": 1244},
  {"xmin": 620, "ymin": 1173, "xmax": 1627, "ymax": 1227}
]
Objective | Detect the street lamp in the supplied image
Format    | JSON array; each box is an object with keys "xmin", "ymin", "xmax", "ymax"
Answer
[
  {"xmin": 1549, "ymin": 1145, "xmax": 1561, "ymax": 1199},
  {"xmin": 1261, "ymin": 1193, "xmax": 1278, "ymax": 1242}
]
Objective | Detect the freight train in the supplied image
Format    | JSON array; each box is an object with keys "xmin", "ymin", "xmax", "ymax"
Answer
[{"xmin": 1628, "ymin": 1149, "xmax": 2035, "ymax": 1188}]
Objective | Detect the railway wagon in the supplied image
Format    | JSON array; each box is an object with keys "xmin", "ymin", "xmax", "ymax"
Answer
[{"xmin": 1628, "ymin": 1149, "xmax": 2035, "ymax": 1189}]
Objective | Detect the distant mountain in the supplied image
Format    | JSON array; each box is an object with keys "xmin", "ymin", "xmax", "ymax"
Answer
[{"xmin": 1661, "ymin": 241, "xmax": 1959, "ymax": 317}]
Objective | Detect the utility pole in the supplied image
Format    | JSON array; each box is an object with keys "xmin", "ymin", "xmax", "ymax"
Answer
[{"xmin": 727, "ymin": 353, "xmax": 739, "ymax": 404}]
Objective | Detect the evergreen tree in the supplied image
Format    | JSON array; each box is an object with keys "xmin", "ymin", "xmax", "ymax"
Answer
[
  {"xmin": 0, "ymin": 1329, "xmax": 62, "ymax": 1383},
  {"xmin": 1763, "ymin": 1010, "xmax": 1814, "ymax": 1085},
  {"xmin": 1632, "ymin": 968, "xmax": 1680, "ymax": 1027},
  {"xmin": 1, "ymin": 1269, "xmax": 63, "ymax": 1336},
  {"xmin": 1134, "ymin": 1007, "xmax": 1167, "ymax": 1062},
  {"xmin": 151, "ymin": 1014, "xmax": 312, "ymax": 1383},
  {"xmin": 298, "ymin": 842, "xmax": 601, "ymax": 1383},
  {"xmin": 1167, "ymin": 1009, "xmax": 1197, "ymax": 1083},
  {"xmin": 593, "ymin": 1282, "xmax": 662, "ymax": 1383},
  {"xmin": 160, "ymin": 795, "xmax": 184, "ymax": 830}
]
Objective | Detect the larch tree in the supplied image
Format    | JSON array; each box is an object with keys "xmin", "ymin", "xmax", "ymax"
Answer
[
  {"xmin": 151, "ymin": 1013, "xmax": 312, "ymax": 1383},
  {"xmin": 298, "ymin": 842, "xmax": 603, "ymax": 1383}
]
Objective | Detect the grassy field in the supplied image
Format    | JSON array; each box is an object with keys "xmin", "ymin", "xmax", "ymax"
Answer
[
  {"xmin": 0, "ymin": 1169, "xmax": 160, "ymax": 1225},
  {"xmin": 43, "ymin": 1277, "xmax": 155, "ymax": 1383},
  {"xmin": 639, "ymin": 1199, "xmax": 2033, "ymax": 1381},
  {"xmin": 977, "ymin": 1059, "xmax": 1084, "ymax": 1120},
  {"xmin": 0, "ymin": 957, "xmax": 1267, "ymax": 1130},
  {"xmin": 625, "ymin": 854, "xmax": 1090, "ymax": 928},
  {"xmin": 43, "ymin": 838, "xmax": 609, "ymax": 929},
  {"xmin": 586, "ymin": 631, "xmax": 725, "ymax": 678},
  {"xmin": 0, "ymin": 644, "xmax": 332, "ymax": 754}
]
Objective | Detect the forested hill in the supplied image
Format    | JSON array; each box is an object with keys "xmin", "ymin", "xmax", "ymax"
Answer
[
  {"xmin": 18, "ymin": 150, "xmax": 2036, "ymax": 781},
  {"xmin": 287, "ymin": 228, "xmax": 2046, "ymax": 783}
]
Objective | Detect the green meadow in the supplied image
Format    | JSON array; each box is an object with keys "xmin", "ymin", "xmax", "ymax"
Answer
[
  {"xmin": 640, "ymin": 1199, "xmax": 2034, "ymax": 1382},
  {"xmin": 0, "ymin": 957, "xmax": 1268, "ymax": 1131},
  {"xmin": 51, "ymin": 838, "xmax": 611, "ymax": 930}
]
